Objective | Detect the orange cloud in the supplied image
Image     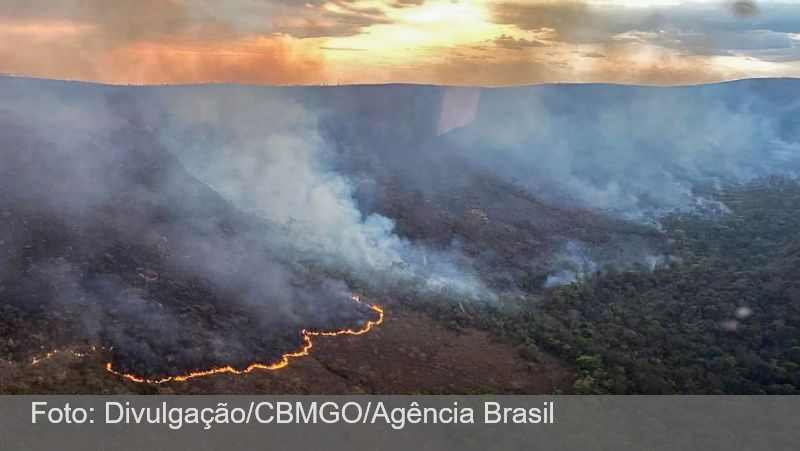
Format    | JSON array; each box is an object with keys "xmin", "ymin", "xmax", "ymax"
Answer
[
  {"xmin": 0, "ymin": 3, "xmax": 327, "ymax": 85},
  {"xmin": 100, "ymin": 37, "xmax": 325, "ymax": 85}
]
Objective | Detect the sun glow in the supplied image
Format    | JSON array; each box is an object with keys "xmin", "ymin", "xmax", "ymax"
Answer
[
  {"xmin": 402, "ymin": 1, "xmax": 488, "ymax": 25},
  {"xmin": 322, "ymin": 0, "xmax": 512, "ymax": 70}
]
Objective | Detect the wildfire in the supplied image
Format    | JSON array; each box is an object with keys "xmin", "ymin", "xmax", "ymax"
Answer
[
  {"xmin": 104, "ymin": 295, "xmax": 384, "ymax": 384},
  {"xmin": 30, "ymin": 346, "xmax": 104, "ymax": 366}
]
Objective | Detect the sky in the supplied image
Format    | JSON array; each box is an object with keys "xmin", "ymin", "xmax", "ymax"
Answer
[{"xmin": 1, "ymin": 0, "xmax": 800, "ymax": 86}]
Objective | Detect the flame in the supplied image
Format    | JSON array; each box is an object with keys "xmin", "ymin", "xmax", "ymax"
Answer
[
  {"xmin": 104, "ymin": 295, "xmax": 384, "ymax": 384},
  {"xmin": 30, "ymin": 346, "xmax": 103, "ymax": 366},
  {"xmin": 28, "ymin": 296, "xmax": 383, "ymax": 384}
]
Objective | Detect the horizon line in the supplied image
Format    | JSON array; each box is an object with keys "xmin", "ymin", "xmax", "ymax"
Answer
[{"xmin": 2, "ymin": 73, "xmax": 799, "ymax": 90}]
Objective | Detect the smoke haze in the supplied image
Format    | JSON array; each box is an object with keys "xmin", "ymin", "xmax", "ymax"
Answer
[
  {"xmin": 443, "ymin": 81, "xmax": 800, "ymax": 222},
  {"xmin": 1, "ymin": 76, "xmax": 799, "ymax": 375}
]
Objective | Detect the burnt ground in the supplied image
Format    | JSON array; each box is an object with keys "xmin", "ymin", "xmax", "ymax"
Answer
[
  {"xmin": 0, "ymin": 105, "xmax": 573, "ymax": 394},
  {"xmin": 0, "ymin": 173, "xmax": 373, "ymax": 383},
  {"xmin": 0, "ymin": 172, "xmax": 575, "ymax": 394},
  {"xmin": 0, "ymin": 303, "xmax": 571, "ymax": 395}
]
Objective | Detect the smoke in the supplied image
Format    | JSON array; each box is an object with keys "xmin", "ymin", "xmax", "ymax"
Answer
[
  {"xmin": 544, "ymin": 241, "xmax": 599, "ymax": 288},
  {"xmin": 3, "ymin": 76, "xmax": 799, "ymax": 375},
  {"xmin": 543, "ymin": 240, "xmax": 672, "ymax": 288},
  {"xmin": 299, "ymin": 82, "xmax": 799, "ymax": 290},
  {"xmin": 150, "ymin": 86, "xmax": 489, "ymax": 298},
  {"xmin": 156, "ymin": 88, "xmax": 407, "ymax": 272},
  {"xmin": 0, "ymin": 79, "xmax": 373, "ymax": 375},
  {"xmin": 443, "ymin": 81, "xmax": 800, "ymax": 223},
  {"xmin": 0, "ymin": 77, "xmax": 489, "ymax": 375}
]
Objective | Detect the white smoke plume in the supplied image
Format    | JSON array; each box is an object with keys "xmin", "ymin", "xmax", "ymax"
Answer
[
  {"xmin": 543, "ymin": 240, "xmax": 671, "ymax": 288},
  {"xmin": 150, "ymin": 86, "xmax": 489, "ymax": 298}
]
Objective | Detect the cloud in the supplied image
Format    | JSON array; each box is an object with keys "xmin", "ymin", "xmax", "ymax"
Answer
[
  {"xmin": 101, "ymin": 37, "xmax": 325, "ymax": 85},
  {"xmin": 272, "ymin": 1, "xmax": 394, "ymax": 38},
  {"xmin": 391, "ymin": 0, "xmax": 426, "ymax": 7},
  {"xmin": 490, "ymin": 1, "xmax": 624, "ymax": 44},
  {"xmin": 0, "ymin": 20, "xmax": 325, "ymax": 84},
  {"xmin": 0, "ymin": 0, "xmax": 328, "ymax": 84},
  {"xmin": 494, "ymin": 34, "xmax": 549, "ymax": 49},
  {"xmin": 0, "ymin": 0, "xmax": 199, "ymax": 42},
  {"xmin": 2, "ymin": 0, "xmax": 800, "ymax": 85},
  {"xmin": 584, "ymin": 41, "xmax": 724, "ymax": 85},
  {"xmin": 486, "ymin": 0, "xmax": 800, "ymax": 84}
]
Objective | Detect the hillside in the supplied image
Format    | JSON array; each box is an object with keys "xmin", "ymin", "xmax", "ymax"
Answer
[{"xmin": 1, "ymin": 76, "xmax": 799, "ymax": 393}]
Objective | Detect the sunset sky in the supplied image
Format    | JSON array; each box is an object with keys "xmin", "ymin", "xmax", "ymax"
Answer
[{"xmin": 1, "ymin": 0, "xmax": 800, "ymax": 86}]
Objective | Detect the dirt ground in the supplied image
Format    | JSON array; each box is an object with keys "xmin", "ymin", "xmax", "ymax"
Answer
[{"xmin": 0, "ymin": 304, "xmax": 572, "ymax": 395}]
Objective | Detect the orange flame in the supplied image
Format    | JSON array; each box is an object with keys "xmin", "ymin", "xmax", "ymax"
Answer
[{"xmin": 104, "ymin": 295, "xmax": 384, "ymax": 384}]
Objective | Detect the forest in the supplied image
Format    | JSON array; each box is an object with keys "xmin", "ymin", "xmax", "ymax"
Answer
[{"xmin": 417, "ymin": 179, "xmax": 800, "ymax": 394}]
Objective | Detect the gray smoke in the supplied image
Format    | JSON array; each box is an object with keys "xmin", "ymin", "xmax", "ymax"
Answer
[
  {"xmin": 149, "ymin": 87, "xmax": 489, "ymax": 298},
  {"xmin": 443, "ymin": 82, "xmax": 800, "ymax": 223},
  {"xmin": 0, "ymin": 78, "xmax": 489, "ymax": 305},
  {"xmin": 543, "ymin": 240, "xmax": 674, "ymax": 288},
  {"xmin": 1, "ymin": 79, "xmax": 400, "ymax": 373}
]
